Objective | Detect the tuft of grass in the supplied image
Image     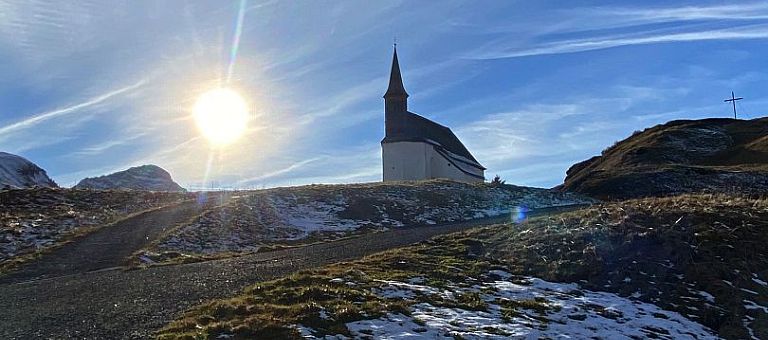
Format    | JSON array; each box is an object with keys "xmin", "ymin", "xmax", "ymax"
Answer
[
  {"xmin": 454, "ymin": 292, "xmax": 488, "ymax": 312},
  {"xmin": 499, "ymin": 297, "xmax": 558, "ymax": 324}
]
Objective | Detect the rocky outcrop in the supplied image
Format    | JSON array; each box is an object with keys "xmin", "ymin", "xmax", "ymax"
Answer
[{"xmin": 74, "ymin": 165, "xmax": 185, "ymax": 192}]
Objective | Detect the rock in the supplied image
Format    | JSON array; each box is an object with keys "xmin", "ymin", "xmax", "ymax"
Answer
[{"xmin": 74, "ymin": 165, "xmax": 185, "ymax": 192}]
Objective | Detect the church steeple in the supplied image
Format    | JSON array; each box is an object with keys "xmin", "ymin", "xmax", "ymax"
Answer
[{"xmin": 384, "ymin": 46, "xmax": 408, "ymax": 114}]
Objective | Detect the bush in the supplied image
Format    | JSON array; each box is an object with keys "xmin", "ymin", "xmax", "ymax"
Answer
[{"xmin": 490, "ymin": 175, "xmax": 505, "ymax": 186}]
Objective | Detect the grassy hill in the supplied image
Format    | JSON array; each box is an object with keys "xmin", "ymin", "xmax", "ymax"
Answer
[
  {"xmin": 561, "ymin": 117, "xmax": 768, "ymax": 199},
  {"xmin": 157, "ymin": 193, "xmax": 766, "ymax": 339},
  {"xmin": 138, "ymin": 180, "xmax": 590, "ymax": 264}
]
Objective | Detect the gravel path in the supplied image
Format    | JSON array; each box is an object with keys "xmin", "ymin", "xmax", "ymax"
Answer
[
  {"xmin": 0, "ymin": 204, "xmax": 579, "ymax": 339},
  {"xmin": 0, "ymin": 201, "xmax": 203, "ymax": 283}
]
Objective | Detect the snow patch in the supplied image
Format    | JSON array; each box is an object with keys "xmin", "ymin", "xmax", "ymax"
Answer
[{"xmin": 335, "ymin": 272, "xmax": 717, "ymax": 339}]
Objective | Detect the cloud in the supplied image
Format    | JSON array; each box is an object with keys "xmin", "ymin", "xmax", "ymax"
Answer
[
  {"xmin": 454, "ymin": 86, "xmax": 688, "ymax": 187},
  {"xmin": 473, "ymin": 24, "xmax": 768, "ymax": 59},
  {"xmin": 71, "ymin": 132, "xmax": 149, "ymax": 156},
  {"xmin": 593, "ymin": 3, "xmax": 768, "ymax": 23},
  {"xmin": 236, "ymin": 157, "xmax": 325, "ymax": 185},
  {"xmin": 0, "ymin": 78, "xmax": 147, "ymax": 138}
]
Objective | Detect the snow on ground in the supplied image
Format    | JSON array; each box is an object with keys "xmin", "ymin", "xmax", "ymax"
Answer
[
  {"xmin": 300, "ymin": 271, "xmax": 718, "ymax": 339},
  {"xmin": 269, "ymin": 195, "xmax": 361, "ymax": 237},
  {"xmin": 150, "ymin": 181, "xmax": 593, "ymax": 258}
]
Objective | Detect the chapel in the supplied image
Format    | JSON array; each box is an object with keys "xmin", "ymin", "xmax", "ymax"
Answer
[{"xmin": 381, "ymin": 47, "xmax": 485, "ymax": 183}]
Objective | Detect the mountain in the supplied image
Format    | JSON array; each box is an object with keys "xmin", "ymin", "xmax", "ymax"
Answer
[
  {"xmin": 561, "ymin": 117, "xmax": 768, "ymax": 200},
  {"xmin": 0, "ymin": 152, "xmax": 58, "ymax": 189},
  {"xmin": 74, "ymin": 165, "xmax": 185, "ymax": 192}
]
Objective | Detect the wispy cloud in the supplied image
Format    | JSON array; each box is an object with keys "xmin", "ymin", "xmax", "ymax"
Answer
[
  {"xmin": 593, "ymin": 3, "xmax": 768, "ymax": 23},
  {"xmin": 0, "ymin": 78, "xmax": 147, "ymax": 138},
  {"xmin": 473, "ymin": 24, "xmax": 768, "ymax": 59},
  {"xmin": 236, "ymin": 157, "xmax": 325, "ymax": 185},
  {"xmin": 259, "ymin": 147, "xmax": 382, "ymax": 187},
  {"xmin": 72, "ymin": 132, "xmax": 149, "ymax": 156}
]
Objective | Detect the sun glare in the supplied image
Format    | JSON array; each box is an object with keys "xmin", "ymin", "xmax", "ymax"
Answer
[{"xmin": 193, "ymin": 88, "xmax": 249, "ymax": 146}]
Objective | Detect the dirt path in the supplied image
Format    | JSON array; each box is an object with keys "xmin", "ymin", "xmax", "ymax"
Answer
[
  {"xmin": 0, "ymin": 205, "xmax": 579, "ymax": 339},
  {"xmin": 0, "ymin": 201, "xmax": 204, "ymax": 283}
]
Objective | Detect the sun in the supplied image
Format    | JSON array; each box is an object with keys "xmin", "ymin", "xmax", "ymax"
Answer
[{"xmin": 193, "ymin": 88, "xmax": 249, "ymax": 146}]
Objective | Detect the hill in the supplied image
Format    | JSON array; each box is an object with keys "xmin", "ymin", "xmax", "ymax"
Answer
[
  {"xmin": 74, "ymin": 165, "xmax": 185, "ymax": 192},
  {"xmin": 158, "ymin": 194, "xmax": 765, "ymax": 339},
  {"xmin": 561, "ymin": 117, "xmax": 768, "ymax": 199},
  {"xmin": 0, "ymin": 152, "xmax": 57, "ymax": 189},
  {"xmin": 0, "ymin": 188, "xmax": 190, "ymax": 272},
  {"xmin": 137, "ymin": 180, "xmax": 592, "ymax": 264}
]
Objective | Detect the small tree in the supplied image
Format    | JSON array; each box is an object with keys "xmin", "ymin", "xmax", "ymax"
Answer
[{"xmin": 490, "ymin": 174, "xmax": 505, "ymax": 186}]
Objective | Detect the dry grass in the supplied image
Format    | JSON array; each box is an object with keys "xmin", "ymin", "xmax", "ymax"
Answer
[
  {"xmin": 562, "ymin": 117, "xmax": 768, "ymax": 199},
  {"xmin": 156, "ymin": 235, "xmax": 503, "ymax": 339},
  {"xmin": 479, "ymin": 193, "xmax": 768, "ymax": 339},
  {"xmin": 158, "ymin": 193, "xmax": 766, "ymax": 339},
  {"xmin": 141, "ymin": 179, "xmax": 587, "ymax": 264}
]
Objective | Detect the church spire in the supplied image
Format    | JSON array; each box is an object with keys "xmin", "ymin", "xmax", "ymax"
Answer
[{"xmin": 384, "ymin": 45, "xmax": 408, "ymax": 114}]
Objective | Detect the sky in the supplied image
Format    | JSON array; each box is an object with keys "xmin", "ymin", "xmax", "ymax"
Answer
[{"xmin": 1, "ymin": 0, "xmax": 767, "ymax": 189}]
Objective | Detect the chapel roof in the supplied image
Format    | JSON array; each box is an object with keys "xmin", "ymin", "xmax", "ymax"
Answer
[{"xmin": 382, "ymin": 110, "xmax": 485, "ymax": 169}]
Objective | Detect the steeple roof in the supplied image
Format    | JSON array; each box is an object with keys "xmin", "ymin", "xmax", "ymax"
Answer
[{"xmin": 384, "ymin": 46, "xmax": 408, "ymax": 98}]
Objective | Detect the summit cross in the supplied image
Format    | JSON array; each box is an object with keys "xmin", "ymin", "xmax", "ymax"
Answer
[{"xmin": 724, "ymin": 91, "xmax": 744, "ymax": 119}]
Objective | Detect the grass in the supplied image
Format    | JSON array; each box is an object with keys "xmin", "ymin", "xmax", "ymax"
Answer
[
  {"xmin": 478, "ymin": 193, "xmax": 768, "ymax": 339},
  {"xmin": 138, "ymin": 179, "xmax": 587, "ymax": 265},
  {"xmin": 157, "ymin": 235, "xmax": 504, "ymax": 339},
  {"xmin": 562, "ymin": 117, "xmax": 768, "ymax": 200},
  {"xmin": 159, "ymin": 193, "xmax": 766, "ymax": 339}
]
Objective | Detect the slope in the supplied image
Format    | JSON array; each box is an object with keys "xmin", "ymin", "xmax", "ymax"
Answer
[{"xmin": 562, "ymin": 117, "xmax": 768, "ymax": 199}]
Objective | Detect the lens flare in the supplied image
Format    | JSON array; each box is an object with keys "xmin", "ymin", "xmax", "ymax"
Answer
[
  {"xmin": 511, "ymin": 205, "xmax": 529, "ymax": 223},
  {"xmin": 193, "ymin": 88, "xmax": 248, "ymax": 146}
]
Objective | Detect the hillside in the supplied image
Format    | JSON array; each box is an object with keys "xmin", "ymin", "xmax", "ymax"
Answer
[
  {"xmin": 0, "ymin": 188, "xmax": 190, "ymax": 271},
  {"xmin": 158, "ymin": 194, "xmax": 765, "ymax": 339},
  {"xmin": 74, "ymin": 165, "xmax": 185, "ymax": 192},
  {"xmin": 481, "ymin": 194, "xmax": 767, "ymax": 339},
  {"xmin": 138, "ymin": 180, "xmax": 592, "ymax": 264},
  {"xmin": 561, "ymin": 117, "xmax": 768, "ymax": 199},
  {"xmin": 0, "ymin": 152, "xmax": 57, "ymax": 189}
]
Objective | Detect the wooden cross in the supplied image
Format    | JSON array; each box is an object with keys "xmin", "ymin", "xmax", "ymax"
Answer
[{"xmin": 724, "ymin": 91, "xmax": 743, "ymax": 119}]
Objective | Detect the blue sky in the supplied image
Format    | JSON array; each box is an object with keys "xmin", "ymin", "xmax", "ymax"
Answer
[{"xmin": 1, "ymin": 1, "xmax": 766, "ymax": 189}]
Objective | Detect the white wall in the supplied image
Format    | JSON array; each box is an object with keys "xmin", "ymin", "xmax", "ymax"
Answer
[
  {"xmin": 383, "ymin": 141, "xmax": 484, "ymax": 183},
  {"xmin": 383, "ymin": 142, "xmax": 430, "ymax": 181}
]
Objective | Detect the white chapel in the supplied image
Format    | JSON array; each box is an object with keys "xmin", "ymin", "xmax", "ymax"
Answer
[{"xmin": 381, "ymin": 47, "xmax": 485, "ymax": 183}]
